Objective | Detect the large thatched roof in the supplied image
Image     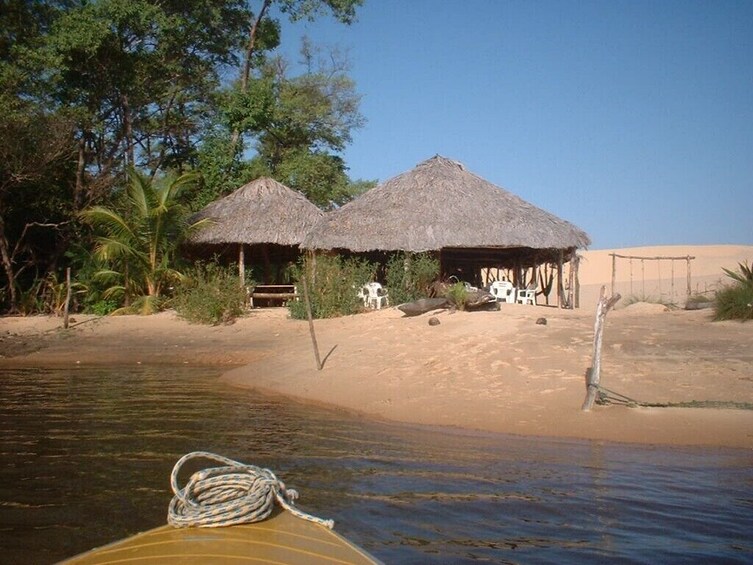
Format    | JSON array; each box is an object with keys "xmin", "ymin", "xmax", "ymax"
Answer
[
  {"xmin": 190, "ymin": 177, "xmax": 323, "ymax": 246},
  {"xmin": 303, "ymin": 156, "xmax": 591, "ymax": 252}
]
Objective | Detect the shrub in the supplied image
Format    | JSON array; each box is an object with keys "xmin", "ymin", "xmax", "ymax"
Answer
[
  {"xmin": 173, "ymin": 263, "xmax": 247, "ymax": 325},
  {"xmin": 446, "ymin": 282, "xmax": 469, "ymax": 310},
  {"xmin": 714, "ymin": 261, "xmax": 753, "ymax": 321},
  {"xmin": 88, "ymin": 299, "xmax": 119, "ymax": 316},
  {"xmin": 384, "ymin": 252, "xmax": 440, "ymax": 305},
  {"xmin": 289, "ymin": 255, "xmax": 374, "ymax": 319}
]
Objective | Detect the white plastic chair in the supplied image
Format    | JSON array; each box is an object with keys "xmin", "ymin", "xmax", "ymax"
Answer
[
  {"xmin": 516, "ymin": 286, "xmax": 537, "ymax": 306},
  {"xmin": 361, "ymin": 282, "xmax": 389, "ymax": 309},
  {"xmin": 489, "ymin": 280, "xmax": 516, "ymax": 304}
]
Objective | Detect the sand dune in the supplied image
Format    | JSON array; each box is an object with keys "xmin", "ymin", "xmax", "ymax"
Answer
[{"xmin": 579, "ymin": 244, "xmax": 752, "ymax": 307}]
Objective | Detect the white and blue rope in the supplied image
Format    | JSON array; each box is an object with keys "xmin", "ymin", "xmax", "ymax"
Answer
[{"xmin": 167, "ymin": 451, "xmax": 334, "ymax": 529}]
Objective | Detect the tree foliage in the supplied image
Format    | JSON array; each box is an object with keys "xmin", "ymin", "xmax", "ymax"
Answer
[
  {"xmin": 79, "ymin": 170, "xmax": 203, "ymax": 314},
  {"xmin": 714, "ymin": 261, "xmax": 753, "ymax": 322},
  {"xmin": 0, "ymin": 0, "xmax": 367, "ymax": 314}
]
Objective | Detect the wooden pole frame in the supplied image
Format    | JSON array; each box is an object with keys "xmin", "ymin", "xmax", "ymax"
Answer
[{"xmin": 609, "ymin": 253, "xmax": 695, "ymax": 304}]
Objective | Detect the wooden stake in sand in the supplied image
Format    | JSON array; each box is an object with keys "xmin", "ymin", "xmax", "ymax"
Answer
[
  {"xmin": 300, "ymin": 276, "xmax": 323, "ymax": 371},
  {"xmin": 63, "ymin": 267, "xmax": 72, "ymax": 329},
  {"xmin": 582, "ymin": 285, "xmax": 621, "ymax": 411}
]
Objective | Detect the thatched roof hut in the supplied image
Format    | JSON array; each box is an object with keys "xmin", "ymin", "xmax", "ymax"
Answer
[
  {"xmin": 191, "ymin": 177, "xmax": 323, "ymax": 246},
  {"xmin": 189, "ymin": 177, "xmax": 323, "ymax": 284},
  {"xmin": 303, "ymin": 155, "xmax": 591, "ymax": 306},
  {"xmin": 304, "ymin": 155, "xmax": 589, "ymax": 252}
]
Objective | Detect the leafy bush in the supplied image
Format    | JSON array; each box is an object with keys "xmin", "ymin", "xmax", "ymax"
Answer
[
  {"xmin": 173, "ymin": 263, "xmax": 247, "ymax": 325},
  {"xmin": 289, "ymin": 255, "xmax": 374, "ymax": 319},
  {"xmin": 714, "ymin": 261, "xmax": 753, "ymax": 321},
  {"xmin": 384, "ymin": 252, "xmax": 440, "ymax": 305},
  {"xmin": 88, "ymin": 299, "xmax": 119, "ymax": 316},
  {"xmin": 446, "ymin": 282, "xmax": 469, "ymax": 310}
]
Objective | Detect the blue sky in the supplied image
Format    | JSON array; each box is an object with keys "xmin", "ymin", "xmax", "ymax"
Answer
[{"xmin": 278, "ymin": 0, "xmax": 753, "ymax": 249}]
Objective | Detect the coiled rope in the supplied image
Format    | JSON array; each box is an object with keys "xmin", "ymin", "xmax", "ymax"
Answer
[{"xmin": 167, "ymin": 451, "xmax": 334, "ymax": 529}]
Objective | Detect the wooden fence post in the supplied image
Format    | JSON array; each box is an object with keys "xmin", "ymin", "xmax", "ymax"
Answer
[
  {"xmin": 582, "ymin": 286, "xmax": 621, "ymax": 411},
  {"xmin": 63, "ymin": 267, "xmax": 72, "ymax": 329}
]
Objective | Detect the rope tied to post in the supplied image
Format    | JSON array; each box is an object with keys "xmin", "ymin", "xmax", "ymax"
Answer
[{"xmin": 167, "ymin": 451, "xmax": 334, "ymax": 529}]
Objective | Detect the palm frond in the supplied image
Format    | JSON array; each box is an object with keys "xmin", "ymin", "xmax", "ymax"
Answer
[{"xmin": 127, "ymin": 169, "xmax": 154, "ymax": 218}]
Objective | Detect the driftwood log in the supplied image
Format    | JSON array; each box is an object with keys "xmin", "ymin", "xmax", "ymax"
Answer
[
  {"xmin": 582, "ymin": 286, "xmax": 621, "ymax": 411},
  {"xmin": 398, "ymin": 297, "xmax": 451, "ymax": 317}
]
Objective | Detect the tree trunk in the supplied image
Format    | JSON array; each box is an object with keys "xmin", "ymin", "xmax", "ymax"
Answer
[
  {"xmin": 75, "ymin": 135, "xmax": 87, "ymax": 211},
  {"xmin": 0, "ymin": 214, "xmax": 18, "ymax": 311},
  {"xmin": 582, "ymin": 286, "xmax": 621, "ymax": 411},
  {"xmin": 230, "ymin": 0, "xmax": 272, "ymax": 152},
  {"xmin": 122, "ymin": 93, "xmax": 135, "ymax": 168}
]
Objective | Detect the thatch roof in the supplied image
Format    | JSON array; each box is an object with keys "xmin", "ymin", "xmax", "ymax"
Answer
[
  {"xmin": 190, "ymin": 177, "xmax": 323, "ymax": 246},
  {"xmin": 303, "ymin": 155, "xmax": 591, "ymax": 252}
]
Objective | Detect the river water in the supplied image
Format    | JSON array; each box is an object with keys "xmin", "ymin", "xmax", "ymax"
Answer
[{"xmin": 0, "ymin": 367, "xmax": 751, "ymax": 564}]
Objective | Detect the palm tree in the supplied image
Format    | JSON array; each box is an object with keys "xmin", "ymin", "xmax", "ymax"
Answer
[{"xmin": 80, "ymin": 169, "xmax": 205, "ymax": 314}]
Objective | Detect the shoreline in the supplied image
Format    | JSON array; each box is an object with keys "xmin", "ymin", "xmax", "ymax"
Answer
[
  {"xmin": 3, "ymin": 244, "xmax": 752, "ymax": 449},
  {"xmin": 2, "ymin": 303, "xmax": 752, "ymax": 450}
]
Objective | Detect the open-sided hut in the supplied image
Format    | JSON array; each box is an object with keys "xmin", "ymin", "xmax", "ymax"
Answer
[
  {"xmin": 188, "ymin": 177, "xmax": 323, "ymax": 284},
  {"xmin": 303, "ymin": 156, "xmax": 591, "ymax": 307}
]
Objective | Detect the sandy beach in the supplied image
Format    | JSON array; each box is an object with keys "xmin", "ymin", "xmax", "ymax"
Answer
[{"xmin": 1, "ymin": 245, "xmax": 751, "ymax": 449}]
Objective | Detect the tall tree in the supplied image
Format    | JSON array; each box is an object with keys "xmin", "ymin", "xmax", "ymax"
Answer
[
  {"xmin": 230, "ymin": 0, "xmax": 363, "ymax": 151},
  {"xmin": 0, "ymin": 0, "xmax": 368, "ymax": 313},
  {"xmin": 46, "ymin": 0, "xmax": 251, "ymax": 207},
  {"xmin": 203, "ymin": 39, "xmax": 372, "ymax": 209},
  {"xmin": 0, "ymin": 0, "xmax": 78, "ymax": 312}
]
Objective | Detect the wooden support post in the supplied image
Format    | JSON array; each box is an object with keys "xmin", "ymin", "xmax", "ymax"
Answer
[
  {"xmin": 574, "ymin": 254, "xmax": 581, "ymax": 309},
  {"xmin": 670, "ymin": 259, "xmax": 675, "ymax": 302},
  {"xmin": 641, "ymin": 259, "xmax": 645, "ymax": 296},
  {"xmin": 262, "ymin": 244, "xmax": 271, "ymax": 284},
  {"xmin": 686, "ymin": 256, "xmax": 692, "ymax": 300},
  {"xmin": 582, "ymin": 286, "xmax": 621, "ymax": 411},
  {"xmin": 610, "ymin": 253, "xmax": 616, "ymax": 296},
  {"xmin": 301, "ymin": 273, "xmax": 322, "ymax": 371},
  {"xmin": 557, "ymin": 250, "xmax": 564, "ymax": 309},
  {"xmin": 568, "ymin": 253, "xmax": 576, "ymax": 310},
  {"xmin": 238, "ymin": 244, "xmax": 245, "ymax": 286}
]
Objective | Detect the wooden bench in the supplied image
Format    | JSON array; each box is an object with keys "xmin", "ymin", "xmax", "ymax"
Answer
[{"xmin": 248, "ymin": 285, "xmax": 298, "ymax": 308}]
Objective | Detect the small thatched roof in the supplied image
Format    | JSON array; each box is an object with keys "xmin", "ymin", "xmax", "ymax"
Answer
[
  {"xmin": 190, "ymin": 177, "xmax": 323, "ymax": 246},
  {"xmin": 303, "ymin": 156, "xmax": 591, "ymax": 252}
]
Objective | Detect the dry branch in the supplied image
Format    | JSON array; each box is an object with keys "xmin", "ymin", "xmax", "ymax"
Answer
[{"xmin": 582, "ymin": 286, "xmax": 621, "ymax": 411}]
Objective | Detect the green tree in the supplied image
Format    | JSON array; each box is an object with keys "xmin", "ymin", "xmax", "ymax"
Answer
[
  {"xmin": 229, "ymin": 0, "xmax": 363, "ymax": 150},
  {"xmin": 79, "ymin": 169, "xmax": 204, "ymax": 314},
  {"xmin": 0, "ymin": 0, "xmax": 368, "ymax": 312},
  {"xmin": 0, "ymin": 1, "xmax": 79, "ymax": 312},
  {"xmin": 44, "ymin": 0, "xmax": 251, "ymax": 206},
  {"xmin": 213, "ymin": 42, "xmax": 373, "ymax": 208}
]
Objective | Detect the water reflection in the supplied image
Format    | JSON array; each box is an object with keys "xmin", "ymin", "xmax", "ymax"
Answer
[{"xmin": 0, "ymin": 367, "xmax": 751, "ymax": 564}]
